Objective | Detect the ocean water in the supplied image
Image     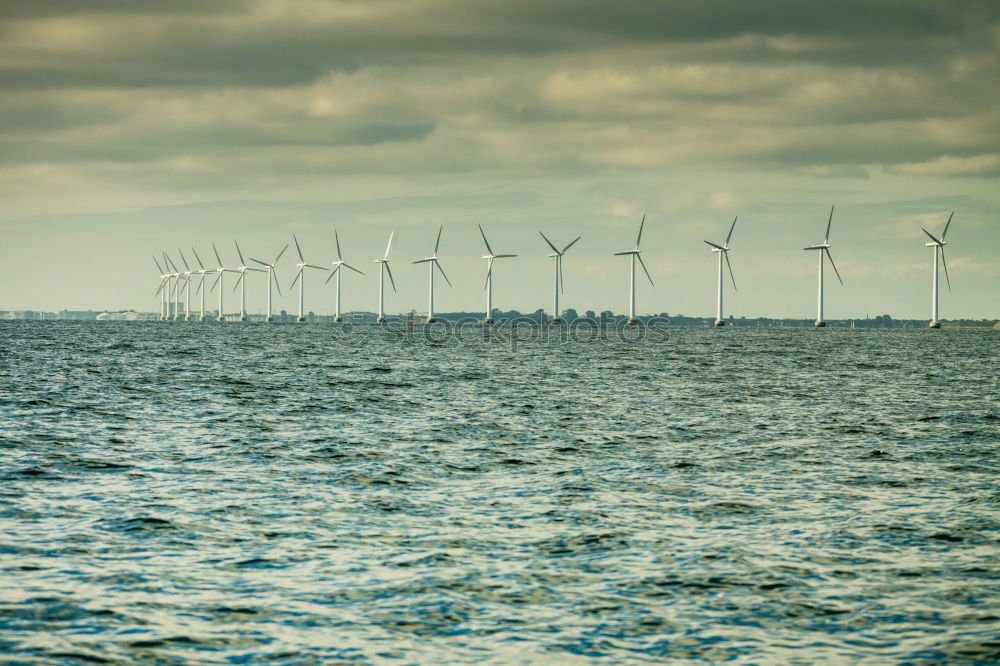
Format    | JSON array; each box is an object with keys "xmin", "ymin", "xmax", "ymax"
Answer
[{"xmin": 1, "ymin": 321, "xmax": 998, "ymax": 664}]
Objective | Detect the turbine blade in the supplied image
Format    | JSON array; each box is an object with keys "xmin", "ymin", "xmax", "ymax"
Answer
[
  {"xmin": 343, "ymin": 263, "xmax": 364, "ymax": 275},
  {"xmin": 539, "ymin": 231, "xmax": 560, "ymax": 254},
  {"xmin": 942, "ymin": 211, "xmax": 954, "ymax": 240},
  {"xmin": 384, "ymin": 262, "xmax": 396, "ymax": 292},
  {"xmin": 293, "ymin": 234, "xmax": 304, "ymax": 262},
  {"xmin": 178, "ymin": 249, "xmax": 191, "ymax": 271},
  {"xmin": 250, "ymin": 258, "xmax": 268, "ymax": 266},
  {"xmin": 195, "ymin": 274, "xmax": 204, "ymax": 295},
  {"xmin": 825, "ymin": 248, "xmax": 844, "ymax": 285},
  {"xmin": 558, "ymin": 256, "xmax": 565, "ymax": 294},
  {"xmin": 636, "ymin": 253, "xmax": 654, "ymax": 286},
  {"xmin": 324, "ymin": 265, "xmax": 339, "ymax": 284},
  {"xmin": 192, "ymin": 247, "xmax": 205, "ymax": 270},
  {"xmin": 272, "ymin": 268, "xmax": 282, "ymax": 296},
  {"xmin": 724, "ymin": 251, "xmax": 737, "ymax": 291},
  {"xmin": 803, "ymin": 245, "xmax": 823, "ymax": 251},
  {"xmin": 725, "ymin": 216, "xmax": 738, "ymax": 246},
  {"xmin": 211, "ymin": 271, "xmax": 222, "ymax": 292},
  {"xmin": 305, "ymin": 264, "xmax": 327, "ymax": 271},
  {"xmin": 940, "ymin": 247, "xmax": 951, "ymax": 291},
  {"xmin": 335, "ymin": 229, "xmax": 342, "ymax": 260},
  {"xmin": 384, "ymin": 232, "xmax": 394, "ymax": 259},
  {"xmin": 434, "ymin": 225, "xmax": 443, "ymax": 254},
  {"xmin": 921, "ymin": 228, "xmax": 943, "ymax": 245},
  {"xmin": 154, "ymin": 280, "xmax": 166, "ymax": 296},
  {"xmin": 704, "ymin": 240, "xmax": 725, "ymax": 251},
  {"xmin": 613, "ymin": 251, "xmax": 635, "ymax": 255},
  {"xmin": 485, "ymin": 258, "xmax": 493, "ymax": 290},
  {"xmin": 235, "ymin": 241, "xmax": 245, "ymax": 266},
  {"xmin": 635, "ymin": 213, "xmax": 645, "ymax": 249},
  {"xmin": 825, "ymin": 205, "xmax": 834, "ymax": 243},
  {"xmin": 273, "ymin": 243, "xmax": 288, "ymax": 265},
  {"xmin": 232, "ymin": 272, "xmax": 244, "ymax": 293},
  {"xmin": 290, "ymin": 268, "xmax": 302, "ymax": 289},
  {"xmin": 413, "ymin": 258, "xmax": 431, "ymax": 264},
  {"xmin": 435, "ymin": 260, "xmax": 452, "ymax": 287},
  {"xmin": 495, "ymin": 254, "xmax": 517, "ymax": 258},
  {"xmin": 562, "ymin": 236, "xmax": 581, "ymax": 253},
  {"xmin": 153, "ymin": 255, "xmax": 164, "ymax": 274},
  {"xmin": 213, "ymin": 242, "xmax": 223, "ymax": 267},
  {"xmin": 478, "ymin": 224, "xmax": 494, "ymax": 255}
]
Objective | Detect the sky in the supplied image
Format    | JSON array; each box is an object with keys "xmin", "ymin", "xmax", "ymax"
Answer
[{"xmin": 1, "ymin": 0, "xmax": 998, "ymax": 319}]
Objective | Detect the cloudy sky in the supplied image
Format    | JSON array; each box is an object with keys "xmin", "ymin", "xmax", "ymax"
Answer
[{"xmin": 1, "ymin": 0, "xmax": 997, "ymax": 319}]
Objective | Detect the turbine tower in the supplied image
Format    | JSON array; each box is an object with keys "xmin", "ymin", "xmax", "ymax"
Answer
[
  {"xmin": 922, "ymin": 211, "xmax": 955, "ymax": 329},
  {"xmin": 232, "ymin": 241, "xmax": 264, "ymax": 322},
  {"xmin": 413, "ymin": 226, "xmax": 452, "ymax": 323},
  {"xmin": 251, "ymin": 243, "xmax": 288, "ymax": 322},
  {"xmin": 539, "ymin": 231, "xmax": 581, "ymax": 324},
  {"xmin": 478, "ymin": 224, "xmax": 516, "ymax": 324},
  {"xmin": 374, "ymin": 232, "xmax": 396, "ymax": 324},
  {"xmin": 177, "ymin": 249, "xmax": 194, "ymax": 321},
  {"xmin": 324, "ymin": 229, "xmax": 364, "ymax": 323},
  {"xmin": 614, "ymin": 214, "xmax": 654, "ymax": 325},
  {"xmin": 153, "ymin": 255, "xmax": 169, "ymax": 320},
  {"xmin": 289, "ymin": 234, "xmax": 328, "ymax": 322},
  {"xmin": 704, "ymin": 217, "xmax": 739, "ymax": 327},
  {"xmin": 209, "ymin": 242, "xmax": 236, "ymax": 321},
  {"xmin": 803, "ymin": 205, "xmax": 844, "ymax": 327},
  {"xmin": 191, "ymin": 247, "xmax": 211, "ymax": 321}
]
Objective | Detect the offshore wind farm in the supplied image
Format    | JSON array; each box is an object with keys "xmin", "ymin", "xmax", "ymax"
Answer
[
  {"xmin": 2, "ymin": 2, "xmax": 999, "ymax": 665},
  {"xmin": 147, "ymin": 210, "xmax": 962, "ymax": 329}
]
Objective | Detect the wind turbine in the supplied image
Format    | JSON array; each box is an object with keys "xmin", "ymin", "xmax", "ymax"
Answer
[
  {"xmin": 704, "ymin": 216, "xmax": 739, "ymax": 327},
  {"xmin": 324, "ymin": 229, "xmax": 364, "ymax": 323},
  {"xmin": 163, "ymin": 252, "xmax": 181, "ymax": 321},
  {"xmin": 922, "ymin": 211, "xmax": 955, "ymax": 328},
  {"xmin": 614, "ymin": 214, "xmax": 654, "ymax": 325},
  {"xmin": 177, "ymin": 249, "xmax": 194, "ymax": 321},
  {"xmin": 209, "ymin": 242, "xmax": 237, "ymax": 321},
  {"xmin": 374, "ymin": 232, "xmax": 396, "ymax": 324},
  {"xmin": 232, "ymin": 241, "xmax": 264, "ymax": 321},
  {"xmin": 191, "ymin": 247, "xmax": 211, "ymax": 321},
  {"xmin": 803, "ymin": 205, "xmax": 844, "ymax": 327},
  {"xmin": 539, "ymin": 231, "xmax": 581, "ymax": 324},
  {"xmin": 289, "ymin": 234, "xmax": 328, "ymax": 322},
  {"xmin": 250, "ymin": 243, "xmax": 288, "ymax": 322},
  {"xmin": 153, "ymin": 255, "xmax": 169, "ymax": 320},
  {"xmin": 413, "ymin": 226, "xmax": 452, "ymax": 323},
  {"xmin": 478, "ymin": 225, "xmax": 516, "ymax": 324}
]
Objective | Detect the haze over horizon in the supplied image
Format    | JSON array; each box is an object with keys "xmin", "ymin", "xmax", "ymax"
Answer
[{"xmin": 1, "ymin": 1, "xmax": 997, "ymax": 319}]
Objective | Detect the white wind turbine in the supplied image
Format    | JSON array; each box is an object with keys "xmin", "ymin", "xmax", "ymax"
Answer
[
  {"xmin": 413, "ymin": 226, "xmax": 452, "ymax": 323},
  {"xmin": 163, "ymin": 252, "xmax": 181, "ymax": 321},
  {"xmin": 704, "ymin": 216, "xmax": 739, "ymax": 327},
  {"xmin": 324, "ymin": 229, "xmax": 364, "ymax": 323},
  {"xmin": 539, "ymin": 231, "xmax": 581, "ymax": 324},
  {"xmin": 190, "ymin": 247, "xmax": 211, "ymax": 321},
  {"xmin": 289, "ymin": 234, "xmax": 328, "ymax": 322},
  {"xmin": 922, "ymin": 211, "xmax": 955, "ymax": 329},
  {"xmin": 373, "ymin": 232, "xmax": 396, "ymax": 324},
  {"xmin": 177, "ymin": 249, "xmax": 195, "ymax": 321},
  {"xmin": 209, "ymin": 243, "xmax": 238, "ymax": 321},
  {"xmin": 153, "ymin": 255, "xmax": 169, "ymax": 320},
  {"xmin": 803, "ymin": 205, "xmax": 844, "ymax": 327},
  {"xmin": 613, "ymin": 214, "xmax": 654, "ymax": 325},
  {"xmin": 478, "ymin": 224, "xmax": 517, "ymax": 324},
  {"xmin": 232, "ymin": 241, "xmax": 264, "ymax": 321},
  {"xmin": 250, "ymin": 243, "xmax": 288, "ymax": 322}
]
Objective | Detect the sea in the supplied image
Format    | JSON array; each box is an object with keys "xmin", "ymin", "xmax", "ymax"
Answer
[{"xmin": 1, "ymin": 321, "xmax": 998, "ymax": 664}]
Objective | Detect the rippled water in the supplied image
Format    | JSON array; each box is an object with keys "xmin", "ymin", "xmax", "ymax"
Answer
[{"xmin": 1, "ymin": 321, "xmax": 998, "ymax": 664}]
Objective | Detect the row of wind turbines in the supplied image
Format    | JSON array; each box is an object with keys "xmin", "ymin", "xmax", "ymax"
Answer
[{"xmin": 153, "ymin": 209, "xmax": 958, "ymax": 328}]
